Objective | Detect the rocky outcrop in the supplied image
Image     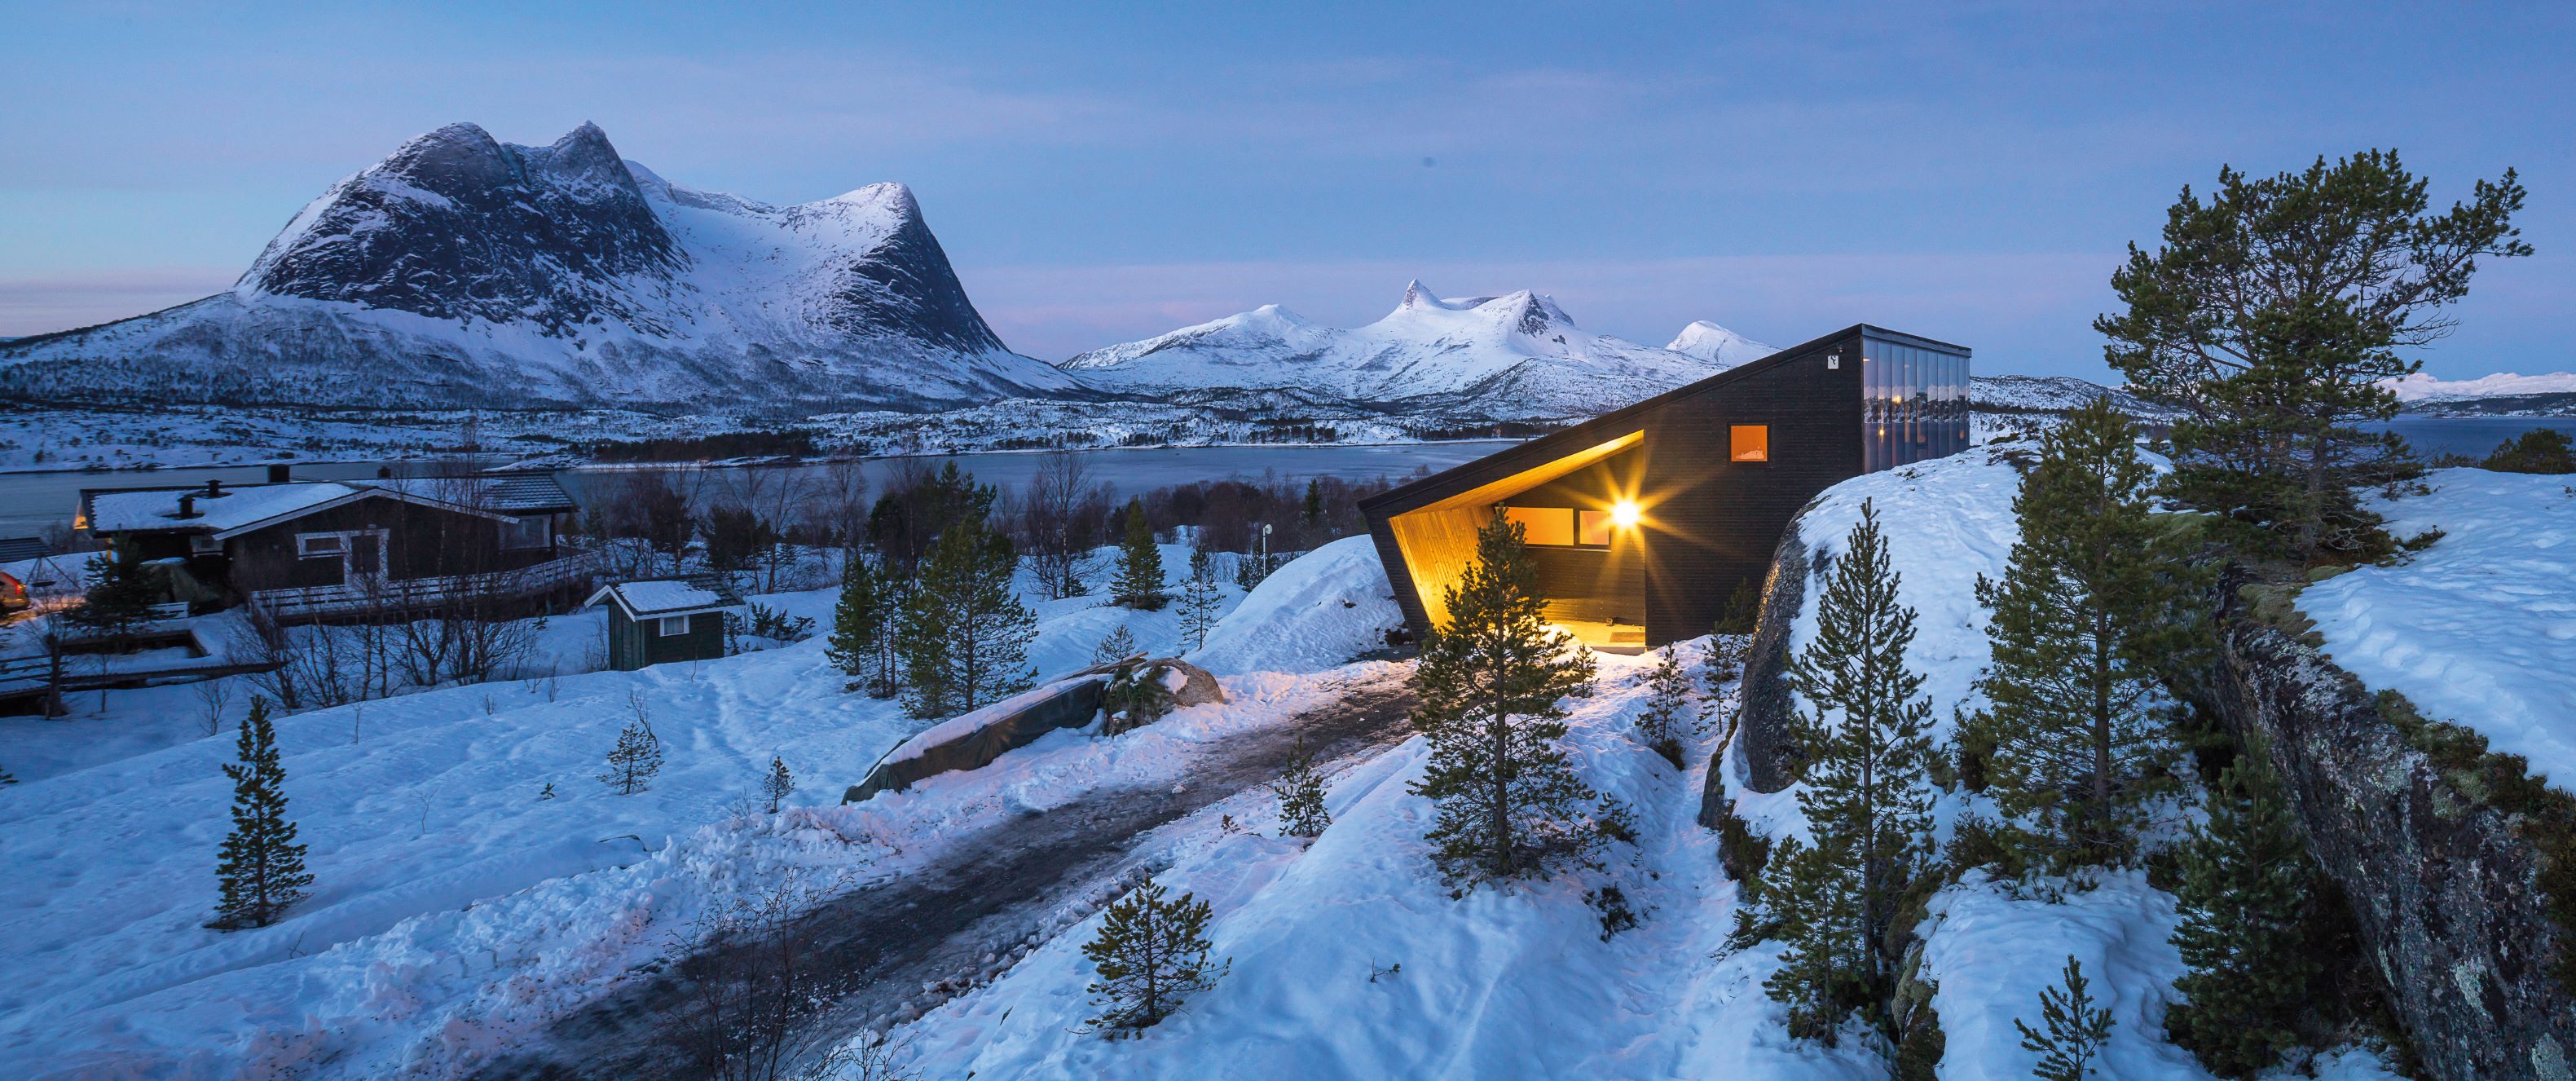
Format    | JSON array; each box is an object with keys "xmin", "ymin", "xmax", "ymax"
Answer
[
  {"xmin": 2204, "ymin": 574, "xmax": 2576, "ymax": 1081},
  {"xmin": 1697, "ymin": 514, "xmax": 1818, "ymax": 821}
]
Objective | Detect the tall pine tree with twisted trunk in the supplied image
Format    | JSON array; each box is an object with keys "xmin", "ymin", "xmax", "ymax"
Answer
[
  {"xmin": 1408, "ymin": 510, "xmax": 1605, "ymax": 889},
  {"xmin": 212, "ymin": 698, "xmax": 312, "ymax": 930},
  {"xmin": 1971, "ymin": 398, "xmax": 2208, "ymax": 871},
  {"xmin": 898, "ymin": 514, "xmax": 1037, "ymax": 719},
  {"xmin": 2097, "ymin": 150, "xmax": 2528, "ymax": 562},
  {"xmin": 1766, "ymin": 500, "xmax": 1935, "ymax": 1045}
]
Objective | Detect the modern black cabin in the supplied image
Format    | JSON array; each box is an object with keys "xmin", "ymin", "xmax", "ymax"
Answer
[
  {"xmin": 1359, "ymin": 324, "xmax": 1970, "ymax": 652},
  {"xmin": 77, "ymin": 474, "xmax": 589, "ymax": 619}
]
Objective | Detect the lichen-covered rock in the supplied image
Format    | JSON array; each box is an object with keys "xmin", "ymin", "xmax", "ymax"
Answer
[{"xmin": 2205, "ymin": 571, "xmax": 2576, "ymax": 1081}]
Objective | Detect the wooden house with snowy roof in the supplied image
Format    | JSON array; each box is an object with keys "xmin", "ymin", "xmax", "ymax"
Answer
[
  {"xmin": 1358, "ymin": 324, "xmax": 1970, "ymax": 652},
  {"xmin": 584, "ymin": 578, "xmax": 739, "ymax": 670},
  {"xmin": 77, "ymin": 474, "xmax": 590, "ymax": 619}
]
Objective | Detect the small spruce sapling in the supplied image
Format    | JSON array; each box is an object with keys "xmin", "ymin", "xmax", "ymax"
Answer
[
  {"xmin": 1081, "ymin": 881, "xmax": 1227, "ymax": 1032},
  {"xmin": 599, "ymin": 699, "xmax": 665, "ymax": 796},
  {"xmin": 2015, "ymin": 955, "xmax": 2115, "ymax": 1080},
  {"xmin": 212, "ymin": 699, "xmax": 314, "ymax": 929},
  {"xmin": 763, "ymin": 755, "xmax": 795, "ymax": 813},
  {"xmin": 1103, "ymin": 660, "xmax": 1176, "ymax": 735},
  {"xmin": 538, "ymin": 781, "xmax": 556, "ymax": 801},
  {"xmin": 2166, "ymin": 748, "xmax": 2318, "ymax": 1078},
  {"xmin": 1270, "ymin": 739, "xmax": 1331, "ymax": 838},
  {"xmin": 1178, "ymin": 547, "xmax": 1222, "ymax": 651},
  {"xmin": 1636, "ymin": 643, "xmax": 1696, "ymax": 768},
  {"xmin": 1091, "ymin": 625, "xmax": 1141, "ymax": 668}
]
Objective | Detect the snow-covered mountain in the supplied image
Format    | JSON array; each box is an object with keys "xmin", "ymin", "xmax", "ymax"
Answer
[
  {"xmin": 0, "ymin": 122, "xmax": 1079, "ymax": 413},
  {"xmin": 1970, "ymin": 373, "xmax": 2177, "ymax": 418},
  {"xmin": 1061, "ymin": 281, "xmax": 1768, "ymax": 418},
  {"xmin": 1664, "ymin": 320, "xmax": 1775, "ymax": 366}
]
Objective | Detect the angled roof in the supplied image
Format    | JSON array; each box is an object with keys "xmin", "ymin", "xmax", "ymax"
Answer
[
  {"xmin": 362, "ymin": 473, "xmax": 579, "ymax": 514},
  {"xmin": 1358, "ymin": 323, "xmax": 1967, "ymax": 516},
  {"xmin": 584, "ymin": 577, "xmax": 742, "ymax": 620},
  {"xmin": 84, "ymin": 480, "xmax": 521, "ymax": 537}
]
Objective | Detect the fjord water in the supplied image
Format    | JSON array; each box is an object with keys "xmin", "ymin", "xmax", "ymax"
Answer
[{"xmin": 0, "ymin": 441, "xmax": 1522, "ymax": 538}]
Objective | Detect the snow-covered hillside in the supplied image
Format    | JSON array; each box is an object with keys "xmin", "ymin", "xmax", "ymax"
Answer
[
  {"xmin": 2383, "ymin": 371, "xmax": 2576, "ymax": 417},
  {"xmin": 1062, "ymin": 281, "xmax": 1763, "ymax": 419},
  {"xmin": 1665, "ymin": 319, "xmax": 1777, "ymax": 365},
  {"xmin": 0, "ymin": 122, "xmax": 1077, "ymax": 413}
]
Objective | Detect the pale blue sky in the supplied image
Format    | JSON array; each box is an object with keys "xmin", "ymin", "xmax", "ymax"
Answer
[{"xmin": 3, "ymin": 2, "xmax": 2569, "ymax": 378}]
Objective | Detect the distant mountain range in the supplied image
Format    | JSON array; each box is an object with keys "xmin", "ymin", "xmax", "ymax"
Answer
[
  {"xmin": 1059, "ymin": 281, "xmax": 1777, "ymax": 419},
  {"xmin": 0, "ymin": 122, "xmax": 1077, "ymax": 413}
]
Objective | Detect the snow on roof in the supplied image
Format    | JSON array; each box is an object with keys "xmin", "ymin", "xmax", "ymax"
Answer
[
  {"xmin": 359, "ymin": 474, "xmax": 577, "ymax": 514},
  {"xmin": 86, "ymin": 483, "xmax": 360, "ymax": 534},
  {"xmin": 588, "ymin": 579, "xmax": 735, "ymax": 617}
]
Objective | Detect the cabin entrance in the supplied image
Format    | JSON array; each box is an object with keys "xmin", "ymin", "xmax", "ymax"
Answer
[{"xmin": 1378, "ymin": 430, "xmax": 1651, "ymax": 654}]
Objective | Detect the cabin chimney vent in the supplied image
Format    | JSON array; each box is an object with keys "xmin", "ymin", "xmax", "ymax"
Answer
[
  {"xmin": 204, "ymin": 479, "xmax": 225, "ymax": 497},
  {"xmin": 266, "ymin": 464, "xmax": 290, "ymax": 483},
  {"xmin": 176, "ymin": 494, "xmax": 200, "ymax": 519}
]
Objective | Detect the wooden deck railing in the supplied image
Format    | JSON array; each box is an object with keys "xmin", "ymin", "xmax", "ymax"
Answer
[{"xmin": 248, "ymin": 550, "xmax": 599, "ymax": 619}]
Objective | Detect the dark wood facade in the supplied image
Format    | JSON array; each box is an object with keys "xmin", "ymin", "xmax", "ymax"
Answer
[
  {"xmin": 1361, "ymin": 324, "xmax": 1969, "ymax": 651},
  {"xmin": 602, "ymin": 607, "xmax": 725, "ymax": 671}
]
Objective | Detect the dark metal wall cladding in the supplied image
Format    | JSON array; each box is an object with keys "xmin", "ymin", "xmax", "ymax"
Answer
[{"xmin": 1363, "ymin": 324, "xmax": 1966, "ymax": 651}]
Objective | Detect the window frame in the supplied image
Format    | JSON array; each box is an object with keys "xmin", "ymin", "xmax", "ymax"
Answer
[
  {"xmin": 1576, "ymin": 510, "xmax": 1616, "ymax": 547},
  {"xmin": 1499, "ymin": 505, "xmax": 1578, "ymax": 548},
  {"xmin": 295, "ymin": 532, "xmax": 346, "ymax": 558},
  {"xmin": 658, "ymin": 614, "xmax": 691, "ymax": 638}
]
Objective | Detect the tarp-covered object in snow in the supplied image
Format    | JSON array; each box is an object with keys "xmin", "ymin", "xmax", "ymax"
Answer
[{"xmin": 843, "ymin": 677, "xmax": 1109, "ymax": 804}]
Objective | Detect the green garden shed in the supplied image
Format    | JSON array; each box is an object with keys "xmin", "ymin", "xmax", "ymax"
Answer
[{"xmin": 584, "ymin": 579, "xmax": 737, "ymax": 671}]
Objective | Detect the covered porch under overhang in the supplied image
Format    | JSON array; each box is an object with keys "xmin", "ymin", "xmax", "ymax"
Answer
[{"xmin": 1376, "ymin": 427, "xmax": 1658, "ymax": 653}]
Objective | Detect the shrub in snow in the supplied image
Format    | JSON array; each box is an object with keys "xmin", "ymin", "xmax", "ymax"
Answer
[
  {"xmin": 598, "ymin": 700, "xmax": 665, "ymax": 796},
  {"xmin": 1636, "ymin": 644, "xmax": 1696, "ymax": 768},
  {"xmin": 1270, "ymin": 739, "xmax": 1330, "ymax": 838},
  {"xmin": 1178, "ymin": 547, "xmax": 1222, "ymax": 651},
  {"xmin": 2481, "ymin": 426, "xmax": 2576, "ymax": 474},
  {"xmin": 1409, "ymin": 510, "xmax": 1620, "ymax": 890},
  {"xmin": 538, "ymin": 781, "xmax": 556, "ymax": 801},
  {"xmin": 211, "ymin": 698, "xmax": 313, "ymax": 930},
  {"xmin": 1967, "ymin": 397, "xmax": 2206, "ymax": 873},
  {"xmin": 1102, "ymin": 660, "xmax": 1177, "ymax": 735},
  {"xmin": 762, "ymin": 756, "xmax": 795, "ymax": 814},
  {"xmin": 2167, "ymin": 744, "xmax": 2320, "ymax": 1078},
  {"xmin": 1764, "ymin": 501, "xmax": 1937, "ymax": 1047},
  {"xmin": 897, "ymin": 515, "xmax": 1036, "ymax": 719},
  {"xmin": 1081, "ymin": 880, "xmax": 1226, "ymax": 1033},
  {"xmin": 1715, "ymin": 576, "xmax": 1762, "ymax": 636},
  {"xmin": 1111, "ymin": 499, "xmax": 1168, "ymax": 611}
]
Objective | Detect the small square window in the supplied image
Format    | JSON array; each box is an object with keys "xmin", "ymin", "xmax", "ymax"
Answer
[
  {"xmin": 189, "ymin": 535, "xmax": 222, "ymax": 554},
  {"xmin": 297, "ymin": 533, "xmax": 344, "ymax": 558},
  {"xmin": 1577, "ymin": 510, "xmax": 1614, "ymax": 546},
  {"xmin": 658, "ymin": 615, "xmax": 690, "ymax": 637},
  {"xmin": 1730, "ymin": 425, "xmax": 1770, "ymax": 463}
]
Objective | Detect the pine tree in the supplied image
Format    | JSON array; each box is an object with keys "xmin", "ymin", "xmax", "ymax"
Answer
[
  {"xmin": 1409, "ymin": 510, "xmax": 1607, "ymax": 889},
  {"xmin": 1091, "ymin": 625, "xmax": 1141, "ymax": 668},
  {"xmin": 1636, "ymin": 643, "xmax": 1697, "ymax": 768},
  {"xmin": 823, "ymin": 553, "xmax": 895, "ymax": 695},
  {"xmin": 538, "ymin": 781, "xmax": 556, "ymax": 801},
  {"xmin": 1102, "ymin": 660, "xmax": 1177, "ymax": 735},
  {"xmin": 212, "ymin": 699, "xmax": 312, "ymax": 929},
  {"xmin": 1081, "ymin": 881, "xmax": 1227, "ymax": 1032},
  {"xmin": 68, "ymin": 551, "xmax": 161, "ymax": 651},
  {"xmin": 1178, "ymin": 547, "xmax": 1223, "ymax": 651},
  {"xmin": 1301, "ymin": 479, "xmax": 1325, "ymax": 532},
  {"xmin": 897, "ymin": 514, "xmax": 1037, "ymax": 718},
  {"xmin": 2016, "ymin": 955, "xmax": 2115, "ymax": 1080},
  {"xmin": 598, "ymin": 715, "xmax": 664, "ymax": 795},
  {"xmin": 1112, "ymin": 500, "xmax": 1168, "ymax": 610},
  {"xmin": 763, "ymin": 756, "xmax": 795, "ymax": 813},
  {"xmin": 2166, "ymin": 750, "xmax": 2317, "ymax": 1079},
  {"xmin": 1760, "ymin": 833, "xmax": 1869, "ymax": 1041},
  {"xmin": 2097, "ymin": 151, "xmax": 2528, "ymax": 561},
  {"xmin": 1765, "ymin": 501, "xmax": 1936, "ymax": 1044},
  {"xmin": 1972, "ymin": 398, "xmax": 2207, "ymax": 872},
  {"xmin": 1270, "ymin": 739, "xmax": 1330, "ymax": 838}
]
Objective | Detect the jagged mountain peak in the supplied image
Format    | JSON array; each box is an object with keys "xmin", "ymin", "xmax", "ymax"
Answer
[
  {"xmin": 2, "ymin": 121, "xmax": 1076, "ymax": 413},
  {"xmin": 1665, "ymin": 320, "xmax": 1776, "ymax": 364}
]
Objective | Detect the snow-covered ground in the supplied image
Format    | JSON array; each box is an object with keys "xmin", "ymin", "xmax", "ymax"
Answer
[
  {"xmin": 0, "ymin": 540, "xmax": 1351, "ymax": 1077},
  {"xmin": 2305, "ymin": 468, "xmax": 2576, "ymax": 789}
]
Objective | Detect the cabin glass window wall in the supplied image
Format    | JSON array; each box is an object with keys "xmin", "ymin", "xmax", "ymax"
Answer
[{"xmin": 1862, "ymin": 334, "xmax": 1971, "ymax": 471}]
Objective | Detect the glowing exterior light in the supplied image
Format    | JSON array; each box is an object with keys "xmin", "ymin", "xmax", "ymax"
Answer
[{"xmin": 1610, "ymin": 500, "xmax": 1640, "ymax": 529}]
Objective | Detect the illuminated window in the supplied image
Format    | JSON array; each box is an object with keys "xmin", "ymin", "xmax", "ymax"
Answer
[
  {"xmin": 1730, "ymin": 425, "xmax": 1770, "ymax": 462},
  {"xmin": 1577, "ymin": 510, "xmax": 1614, "ymax": 546},
  {"xmin": 1501, "ymin": 505, "xmax": 1574, "ymax": 546}
]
